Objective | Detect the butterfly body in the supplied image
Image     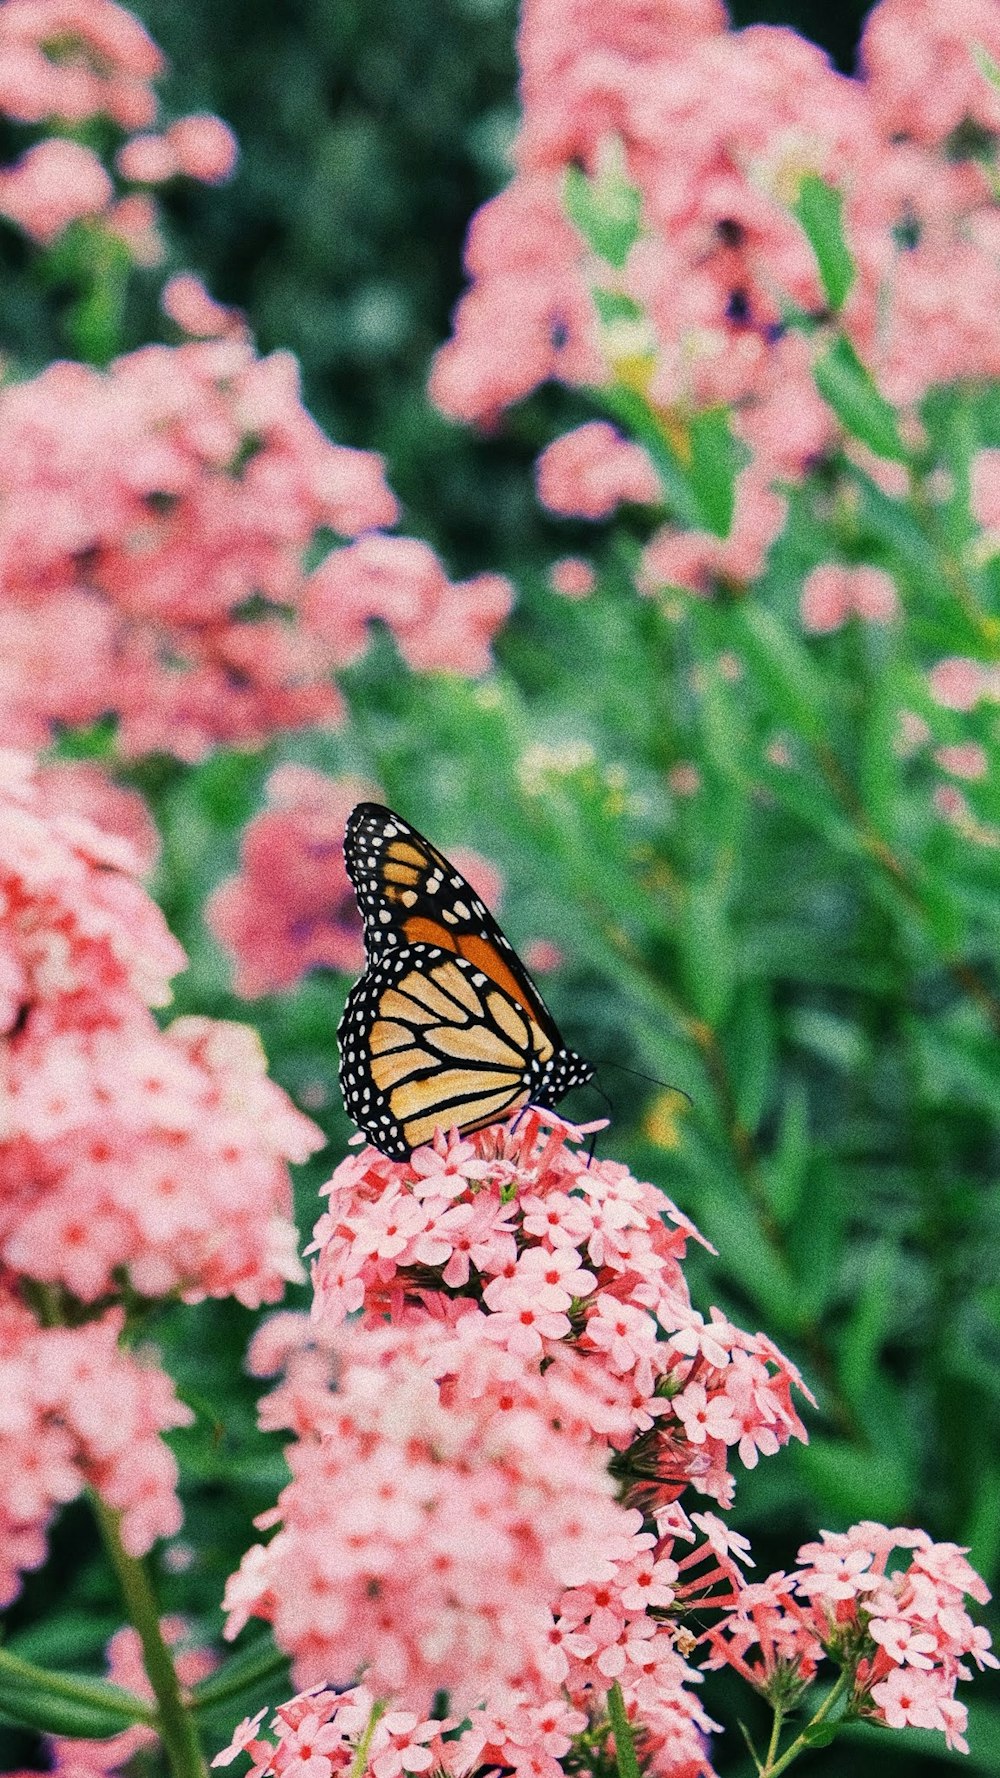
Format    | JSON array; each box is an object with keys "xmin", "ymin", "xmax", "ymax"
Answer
[{"xmin": 338, "ymin": 803, "xmax": 593, "ymax": 1158}]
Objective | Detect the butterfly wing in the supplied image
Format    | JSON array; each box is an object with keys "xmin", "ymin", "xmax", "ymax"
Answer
[{"xmin": 339, "ymin": 803, "xmax": 593, "ymax": 1157}]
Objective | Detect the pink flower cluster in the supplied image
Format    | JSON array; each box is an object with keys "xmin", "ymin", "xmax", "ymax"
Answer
[
  {"xmin": 705, "ymin": 1522, "xmax": 996, "ymax": 1755},
  {"xmin": 308, "ymin": 1114, "xmax": 809, "ymax": 1512},
  {"xmin": 0, "ymin": 1286, "xmax": 190, "ymax": 1603},
  {"xmin": 220, "ymin": 1112, "xmax": 814, "ymax": 1775},
  {"xmin": 0, "ymin": 0, "xmax": 236, "ymax": 257},
  {"xmin": 207, "ymin": 768, "xmax": 374, "ymax": 997},
  {"xmin": 215, "ymin": 1686, "xmax": 597, "ymax": 1778},
  {"xmin": 0, "ymin": 341, "xmax": 511, "ymax": 760},
  {"xmin": 207, "ymin": 766, "xmax": 507, "ymax": 999},
  {"xmin": 799, "ymin": 563, "xmax": 900, "ymax": 633},
  {"xmin": 431, "ymin": 0, "xmax": 1000, "ymax": 587},
  {"xmin": 0, "ymin": 750, "xmax": 322, "ymax": 1305}
]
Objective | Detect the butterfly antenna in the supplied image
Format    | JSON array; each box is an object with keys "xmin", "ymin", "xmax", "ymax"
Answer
[
  {"xmin": 593, "ymin": 1059, "xmax": 694, "ymax": 1107},
  {"xmin": 583, "ymin": 1078, "xmax": 615, "ymax": 1165}
]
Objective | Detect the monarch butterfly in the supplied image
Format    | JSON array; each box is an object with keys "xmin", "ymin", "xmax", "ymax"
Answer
[{"xmin": 338, "ymin": 802, "xmax": 594, "ymax": 1158}]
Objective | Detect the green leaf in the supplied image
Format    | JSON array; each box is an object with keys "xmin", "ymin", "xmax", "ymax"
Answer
[
  {"xmin": 564, "ymin": 160, "xmax": 642, "ymax": 269},
  {"xmin": 793, "ymin": 175, "xmax": 855, "ymax": 311},
  {"xmin": 687, "ymin": 407, "xmax": 740, "ymax": 538},
  {"xmin": 191, "ymin": 1636, "xmax": 289, "ymax": 1717},
  {"xmin": 760, "ymin": 1081, "xmax": 809, "ymax": 1225},
  {"xmin": 0, "ymin": 1649, "xmax": 154, "ymax": 1739},
  {"xmin": 814, "ymin": 334, "xmax": 910, "ymax": 462},
  {"xmin": 795, "ymin": 1436, "xmax": 911, "ymax": 1524},
  {"xmin": 838, "ymin": 1242, "xmax": 896, "ymax": 1419},
  {"xmin": 733, "ymin": 604, "xmax": 829, "ymax": 742},
  {"xmin": 801, "ymin": 1721, "xmax": 839, "ymax": 1748},
  {"xmin": 726, "ymin": 981, "xmax": 775, "ymax": 1133},
  {"xmin": 679, "ymin": 877, "xmax": 735, "ymax": 1027}
]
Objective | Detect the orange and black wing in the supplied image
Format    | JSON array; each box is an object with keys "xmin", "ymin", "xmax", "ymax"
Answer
[{"xmin": 338, "ymin": 803, "xmax": 593, "ymax": 1158}]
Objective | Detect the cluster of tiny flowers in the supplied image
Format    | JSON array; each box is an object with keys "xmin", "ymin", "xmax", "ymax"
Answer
[
  {"xmin": 223, "ymin": 1308, "xmax": 728, "ymax": 1775},
  {"xmin": 0, "ymin": 338, "xmax": 513, "ymax": 760},
  {"xmin": 0, "ymin": 1284, "xmax": 190, "ymax": 1603},
  {"xmin": 0, "ymin": 0, "xmax": 237, "ymax": 259},
  {"xmin": 214, "ymin": 1686, "xmax": 597, "ymax": 1778},
  {"xmin": 208, "ymin": 768, "xmax": 506, "ymax": 998},
  {"xmin": 0, "ymin": 750, "xmax": 322, "ymax": 1305},
  {"xmin": 703, "ymin": 1522, "xmax": 996, "ymax": 1756},
  {"xmin": 220, "ymin": 1112, "xmax": 814, "ymax": 1777},
  {"xmin": 430, "ymin": 0, "xmax": 1000, "ymax": 592},
  {"xmin": 308, "ymin": 1112, "xmax": 810, "ymax": 1513}
]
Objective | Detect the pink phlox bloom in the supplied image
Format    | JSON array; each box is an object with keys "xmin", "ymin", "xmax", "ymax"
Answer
[
  {"xmin": 440, "ymin": 1195, "xmax": 518, "ymax": 1288},
  {"xmin": 211, "ymin": 1706, "xmax": 269, "ymax": 1766},
  {"xmin": 869, "ymin": 1664, "xmax": 948, "ymax": 1733},
  {"xmin": 513, "ymin": 1242, "xmax": 596, "ymax": 1308},
  {"xmin": 868, "ymin": 1614, "xmax": 939, "ymax": 1669},
  {"xmin": 409, "ymin": 1200, "xmax": 476, "ymax": 1268},
  {"xmin": 662, "ymin": 1307, "xmax": 734, "ymax": 1370},
  {"xmin": 673, "ymin": 1380, "xmax": 739, "ymax": 1447},
  {"xmin": 519, "ymin": 1190, "xmax": 594, "ymax": 1248},
  {"xmin": 689, "ymin": 1512, "xmax": 754, "ymax": 1568},
  {"xmin": 346, "ymin": 1188, "xmax": 429, "ymax": 1263},
  {"xmin": 617, "ymin": 1551, "xmax": 680, "ymax": 1613},
  {"xmin": 409, "ymin": 1133, "xmax": 493, "ymax": 1199},
  {"xmin": 792, "ymin": 1534, "xmax": 879, "ymax": 1603},
  {"xmin": 911, "ymin": 1541, "xmax": 992, "ymax": 1605},
  {"xmin": 481, "ymin": 1274, "xmax": 572, "ymax": 1355},
  {"xmin": 585, "ymin": 1293, "xmax": 659, "ymax": 1374},
  {"xmin": 369, "ymin": 1711, "xmax": 437, "ymax": 1778}
]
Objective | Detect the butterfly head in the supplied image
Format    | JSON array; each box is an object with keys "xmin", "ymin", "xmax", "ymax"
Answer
[{"xmin": 530, "ymin": 1043, "xmax": 595, "ymax": 1110}]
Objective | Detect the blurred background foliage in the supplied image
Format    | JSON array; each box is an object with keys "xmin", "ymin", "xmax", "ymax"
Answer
[{"xmin": 3, "ymin": 2, "xmax": 1000, "ymax": 1776}]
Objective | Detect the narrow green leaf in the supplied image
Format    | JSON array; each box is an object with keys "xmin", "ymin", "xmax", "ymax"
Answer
[
  {"xmin": 726, "ymin": 981, "xmax": 775, "ymax": 1134},
  {"xmin": 606, "ymin": 1681, "xmax": 641, "ymax": 1778},
  {"xmin": 793, "ymin": 175, "xmax": 855, "ymax": 311},
  {"xmin": 564, "ymin": 162, "xmax": 642, "ymax": 269},
  {"xmin": 0, "ymin": 1649, "xmax": 154, "ymax": 1739},
  {"xmin": 814, "ymin": 335, "xmax": 910, "ymax": 462},
  {"xmin": 191, "ymin": 1637, "xmax": 290, "ymax": 1716},
  {"xmin": 680, "ymin": 878, "xmax": 734, "ymax": 1027},
  {"xmin": 838, "ymin": 1243, "xmax": 895, "ymax": 1418},
  {"xmin": 687, "ymin": 406, "xmax": 740, "ymax": 537},
  {"xmin": 760, "ymin": 1082, "xmax": 809, "ymax": 1224},
  {"xmin": 733, "ymin": 604, "xmax": 828, "ymax": 742}
]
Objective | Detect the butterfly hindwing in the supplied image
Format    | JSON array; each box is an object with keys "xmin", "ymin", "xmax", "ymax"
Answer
[{"xmin": 339, "ymin": 804, "xmax": 594, "ymax": 1157}]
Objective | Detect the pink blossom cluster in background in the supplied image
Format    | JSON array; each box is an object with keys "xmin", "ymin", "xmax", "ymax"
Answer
[
  {"xmin": 0, "ymin": 341, "xmax": 513, "ymax": 761},
  {"xmin": 219, "ymin": 1112, "xmax": 993, "ymax": 1774},
  {"xmin": 208, "ymin": 766, "xmax": 507, "ymax": 998},
  {"xmin": 705, "ymin": 1523, "xmax": 998, "ymax": 1755},
  {"xmin": 0, "ymin": 1289, "xmax": 190, "ymax": 1603},
  {"xmin": 430, "ymin": 0, "xmax": 1000, "ymax": 591},
  {"xmin": 0, "ymin": 0, "xmax": 236, "ymax": 257},
  {"xmin": 207, "ymin": 768, "xmax": 375, "ymax": 997},
  {"xmin": 0, "ymin": 750, "xmax": 322, "ymax": 1312}
]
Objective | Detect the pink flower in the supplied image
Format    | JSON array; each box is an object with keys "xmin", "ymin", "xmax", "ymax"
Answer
[
  {"xmin": 934, "ymin": 744, "xmax": 988, "ymax": 781},
  {"xmin": 800, "ymin": 564, "xmax": 899, "ymax": 634},
  {"xmin": 536, "ymin": 423, "xmax": 660, "ymax": 519},
  {"xmin": 166, "ymin": 113, "xmax": 239, "ymax": 183},
  {"xmin": 207, "ymin": 768, "xmax": 374, "ymax": 996},
  {"xmin": 549, "ymin": 557, "xmax": 595, "ymax": 597},
  {"xmin": 929, "ymin": 658, "xmax": 1000, "ymax": 711},
  {"xmin": 162, "ymin": 272, "xmax": 247, "ymax": 340},
  {"xmin": 0, "ymin": 138, "xmax": 112, "ymax": 241}
]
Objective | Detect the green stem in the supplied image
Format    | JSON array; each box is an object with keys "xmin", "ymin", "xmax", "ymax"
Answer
[
  {"xmin": 0, "ymin": 1643, "xmax": 156, "ymax": 1731},
  {"xmin": 348, "ymin": 1699, "xmax": 388, "ymax": 1778},
  {"xmin": 765, "ymin": 1706, "xmax": 784, "ymax": 1769},
  {"xmin": 761, "ymin": 1670, "xmax": 851, "ymax": 1778},
  {"xmin": 606, "ymin": 1681, "xmax": 641, "ymax": 1778},
  {"xmin": 88, "ymin": 1491, "xmax": 207, "ymax": 1778}
]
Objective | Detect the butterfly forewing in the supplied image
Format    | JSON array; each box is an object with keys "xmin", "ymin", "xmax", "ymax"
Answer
[{"xmin": 338, "ymin": 804, "xmax": 594, "ymax": 1157}]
